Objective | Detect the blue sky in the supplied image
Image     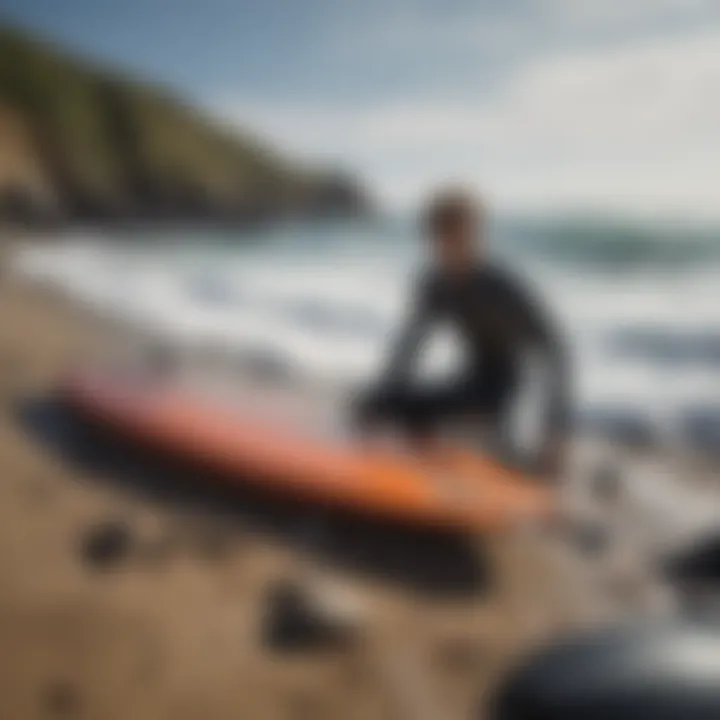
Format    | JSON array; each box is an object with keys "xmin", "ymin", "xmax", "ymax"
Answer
[{"xmin": 3, "ymin": 0, "xmax": 720, "ymax": 215}]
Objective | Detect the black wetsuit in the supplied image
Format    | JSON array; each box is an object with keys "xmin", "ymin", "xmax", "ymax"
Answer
[{"xmin": 355, "ymin": 262, "xmax": 570, "ymax": 443}]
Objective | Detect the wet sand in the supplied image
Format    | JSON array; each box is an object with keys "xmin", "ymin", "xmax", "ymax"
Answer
[{"xmin": 0, "ymin": 234, "xmax": 715, "ymax": 719}]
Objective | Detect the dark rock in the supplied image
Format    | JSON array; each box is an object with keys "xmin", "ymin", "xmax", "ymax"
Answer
[
  {"xmin": 80, "ymin": 519, "xmax": 134, "ymax": 570},
  {"xmin": 43, "ymin": 680, "xmax": 81, "ymax": 717},
  {"xmin": 663, "ymin": 531, "xmax": 720, "ymax": 590},
  {"xmin": 490, "ymin": 617, "xmax": 720, "ymax": 719},
  {"xmin": 261, "ymin": 580, "xmax": 357, "ymax": 653}
]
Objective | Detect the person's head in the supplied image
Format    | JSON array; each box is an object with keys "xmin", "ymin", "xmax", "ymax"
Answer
[{"xmin": 422, "ymin": 187, "xmax": 486, "ymax": 273}]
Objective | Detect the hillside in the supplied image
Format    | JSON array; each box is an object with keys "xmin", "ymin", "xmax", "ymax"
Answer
[{"xmin": 0, "ymin": 25, "xmax": 368, "ymax": 227}]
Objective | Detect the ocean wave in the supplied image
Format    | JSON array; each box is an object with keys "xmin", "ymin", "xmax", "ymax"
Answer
[
  {"xmin": 607, "ymin": 327, "xmax": 720, "ymax": 368},
  {"xmin": 502, "ymin": 217, "xmax": 720, "ymax": 269}
]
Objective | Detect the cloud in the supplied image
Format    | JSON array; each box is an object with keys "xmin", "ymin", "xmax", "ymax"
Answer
[
  {"xmin": 320, "ymin": 0, "xmax": 719, "ymax": 73},
  {"xmin": 540, "ymin": 0, "xmax": 716, "ymax": 30},
  {"xmin": 323, "ymin": 5, "xmax": 530, "ymax": 61},
  {"xmin": 225, "ymin": 22, "xmax": 720, "ymax": 215}
]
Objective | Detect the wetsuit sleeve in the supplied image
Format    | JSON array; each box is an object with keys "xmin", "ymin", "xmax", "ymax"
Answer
[
  {"xmin": 503, "ymin": 273, "xmax": 571, "ymax": 439},
  {"xmin": 379, "ymin": 276, "xmax": 435, "ymax": 387}
]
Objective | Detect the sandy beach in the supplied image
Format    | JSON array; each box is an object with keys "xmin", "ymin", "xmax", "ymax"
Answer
[
  {"xmin": 2, "ymin": 230, "xmax": 719, "ymax": 719},
  {"xmin": 0, "ymin": 234, "xmax": 548, "ymax": 720}
]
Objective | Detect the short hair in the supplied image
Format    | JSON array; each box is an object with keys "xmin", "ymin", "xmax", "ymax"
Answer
[{"xmin": 422, "ymin": 187, "xmax": 483, "ymax": 237}]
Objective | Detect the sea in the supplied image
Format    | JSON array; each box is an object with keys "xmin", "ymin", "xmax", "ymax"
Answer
[{"xmin": 12, "ymin": 214, "xmax": 720, "ymax": 453}]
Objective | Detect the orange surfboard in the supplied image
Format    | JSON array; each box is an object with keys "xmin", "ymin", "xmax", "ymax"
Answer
[{"xmin": 60, "ymin": 369, "xmax": 555, "ymax": 533}]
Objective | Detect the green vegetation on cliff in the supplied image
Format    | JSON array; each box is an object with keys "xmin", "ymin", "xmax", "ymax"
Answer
[{"xmin": 0, "ymin": 24, "xmax": 366, "ymax": 225}]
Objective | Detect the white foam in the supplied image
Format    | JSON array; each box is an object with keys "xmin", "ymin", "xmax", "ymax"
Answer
[{"xmin": 11, "ymin": 227, "xmax": 720, "ymax": 439}]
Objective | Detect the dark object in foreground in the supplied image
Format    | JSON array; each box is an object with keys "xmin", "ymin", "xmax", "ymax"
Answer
[
  {"xmin": 490, "ymin": 617, "xmax": 720, "ymax": 719},
  {"xmin": 80, "ymin": 520, "xmax": 134, "ymax": 569},
  {"xmin": 43, "ymin": 680, "xmax": 82, "ymax": 717},
  {"xmin": 664, "ymin": 531, "xmax": 720, "ymax": 593},
  {"xmin": 262, "ymin": 580, "xmax": 358, "ymax": 653}
]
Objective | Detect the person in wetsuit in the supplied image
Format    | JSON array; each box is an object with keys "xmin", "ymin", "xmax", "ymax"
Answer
[{"xmin": 354, "ymin": 188, "xmax": 570, "ymax": 476}]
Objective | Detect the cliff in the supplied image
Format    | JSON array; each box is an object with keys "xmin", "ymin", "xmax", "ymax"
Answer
[{"xmin": 0, "ymin": 25, "xmax": 368, "ymax": 227}]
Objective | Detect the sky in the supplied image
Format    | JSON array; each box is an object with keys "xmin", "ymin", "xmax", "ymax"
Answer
[{"xmin": 3, "ymin": 0, "xmax": 720, "ymax": 216}]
